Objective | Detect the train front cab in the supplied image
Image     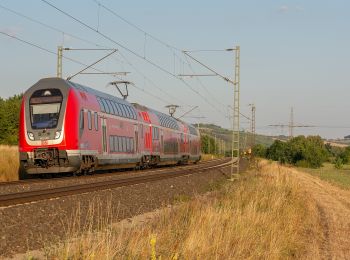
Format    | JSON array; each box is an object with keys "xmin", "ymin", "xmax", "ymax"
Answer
[{"xmin": 19, "ymin": 78, "xmax": 81, "ymax": 178}]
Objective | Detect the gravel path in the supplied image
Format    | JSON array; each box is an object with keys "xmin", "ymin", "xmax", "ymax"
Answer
[{"xmin": 0, "ymin": 162, "xmax": 239, "ymax": 258}]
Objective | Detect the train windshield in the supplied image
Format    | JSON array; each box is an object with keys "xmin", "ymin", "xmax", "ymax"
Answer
[{"xmin": 29, "ymin": 89, "xmax": 63, "ymax": 129}]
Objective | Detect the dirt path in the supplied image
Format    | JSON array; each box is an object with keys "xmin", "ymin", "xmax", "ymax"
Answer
[{"xmin": 291, "ymin": 168, "xmax": 350, "ymax": 259}]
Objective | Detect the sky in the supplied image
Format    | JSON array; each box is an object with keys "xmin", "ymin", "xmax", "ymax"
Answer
[{"xmin": 0, "ymin": 0, "xmax": 349, "ymax": 139}]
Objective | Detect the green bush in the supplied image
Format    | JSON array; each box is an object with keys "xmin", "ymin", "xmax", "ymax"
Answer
[
  {"xmin": 264, "ymin": 136, "xmax": 328, "ymax": 168},
  {"xmin": 252, "ymin": 144, "xmax": 267, "ymax": 157},
  {"xmin": 0, "ymin": 94, "xmax": 23, "ymax": 145}
]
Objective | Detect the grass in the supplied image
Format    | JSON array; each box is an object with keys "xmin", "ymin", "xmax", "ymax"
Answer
[
  {"xmin": 200, "ymin": 153, "xmax": 224, "ymax": 161},
  {"xmin": 301, "ymin": 162, "xmax": 350, "ymax": 190},
  {"xmin": 44, "ymin": 160, "xmax": 320, "ymax": 259},
  {"xmin": 0, "ymin": 145, "xmax": 19, "ymax": 182}
]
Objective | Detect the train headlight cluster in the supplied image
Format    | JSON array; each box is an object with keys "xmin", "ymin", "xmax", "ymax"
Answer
[
  {"xmin": 27, "ymin": 132, "xmax": 34, "ymax": 141},
  {"xmin": 54, "ymin": 131, "xmax": 61, "ymax": 139}
]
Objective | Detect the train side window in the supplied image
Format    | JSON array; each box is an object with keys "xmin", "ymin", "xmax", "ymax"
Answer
[
  {"xmin": 87, "ymin": 110, "xmax": 92, "ymax": 130},
  {"xmin": 109, "ymin": 136, "xmax": 114, "ymax": 152},
  {"xmin": 105, "ymin": 100, "xmax": 113, "ymax": 115},
  {"xmin": 130, "ymin": 138, "xmax": 135, "ymax": 153},
  {"xmin": 129, "ymin": 107, "xmax": 136, "ymax": 119},
  {"xmin": 114, "ymin": 136, "xmax": 118, "ymax": 152},
  {"xmin": 120, "ymin": 104, "xmax": 128, "ymax": 118},
  {"xmin": 126, "ymin": 138, "xmax": 130, "ymax": 152},
  {"xmin": 79, "ymin": 109, "xmax": 84, "ymax": 129},
  {"xmin": 100, "ymin": 99, "xmax": 109, "ymax": 114},
  {"xmin": 94, "ymin": 112, "xmax": 98, "ymax": 131},
  {"xmin": 123, "ymin": 136, "xmax": 127, "ymax": 152},
  {"xmin": 125, "ymin": 106, "xmax": 133, "ymax": 119},
  {"xmin": 124, "ymin": 106, "xmax": 131, "ymax": 119},
  {"xmin": 114, "ymin": 103, "xmax": 121, "ymax": 117},
  {"xmin": 97, "ymin": 98, "xmax": 105, "ymax": 112},
  {"xmin": 106, "ymin": 100, "xmax": 114, "ymax": 115},
  {"xmin": 118, "ymin": 136, "xmax": 122, "ymax": 152},
  {"xmin": 112, "ymin": 102, "xmax": 121, "ymax": 116}
]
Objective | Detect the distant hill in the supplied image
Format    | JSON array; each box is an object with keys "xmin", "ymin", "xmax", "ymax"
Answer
[{"xmin": 198, "ymin": 123, "xmax": 274, "ymax": 152}]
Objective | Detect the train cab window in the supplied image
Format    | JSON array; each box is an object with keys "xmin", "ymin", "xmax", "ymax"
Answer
[
  {"xmin": 29, "ymin": 88, "xmax": 63, "ymax": 129},
  {"xmin": 79, "ymin": 109, "xmax": 84, "ymax": 129},
  {"xmin": 94, "ymin": 112, "xmax": 98, "ymax": 131},
  {"xmin": 87, "ymin": 110, "xmax": 92, "ymax": 130}
]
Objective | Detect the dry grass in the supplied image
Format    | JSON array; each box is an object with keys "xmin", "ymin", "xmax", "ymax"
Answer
[
  {"xmin": 200, "ymin": 153, "xmax": 224, "ymax": 161},
  {"xmin": 44, "ymin": 160, "xmax": 320, "ymax": 259},
  {"xmin": 0, "ymin": 145, "xmax": 19, "ymax": 182}
]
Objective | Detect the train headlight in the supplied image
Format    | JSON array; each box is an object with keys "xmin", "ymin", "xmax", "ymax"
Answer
[
  {"xmin": 54, "ymin": 130, "xmax": 61, "ymax": 139},
  {"xmin": 27, "ymin": 132, "xmax": 34, "ymax": 141}
]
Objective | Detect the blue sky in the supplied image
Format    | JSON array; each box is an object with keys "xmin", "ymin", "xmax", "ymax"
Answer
[{"xmin": 1, "ymin": 0, "xmax": 349, "ymax": 139}]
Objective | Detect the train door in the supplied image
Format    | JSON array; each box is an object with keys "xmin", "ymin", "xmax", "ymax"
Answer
[
  {"xmin": 160, "ymin": 130, "xmax": 164, "ymax": 154},
  {"xmin": 102, "ymin": 118, "xmax": 107, "ymax": 154},
  {"xmin": 134, "ymin": 124, "xmax": 139, "ymax": 154}
]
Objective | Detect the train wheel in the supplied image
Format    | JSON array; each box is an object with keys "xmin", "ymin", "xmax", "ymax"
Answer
[{"xmin": 18, "ymin": 162, "xmax": 29, "ymax": 180}]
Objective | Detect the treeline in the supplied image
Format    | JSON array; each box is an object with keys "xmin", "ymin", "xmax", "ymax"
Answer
[
  {"xmin": 201, "ymin": 135, "xmax": 219, "ymax": 154},
  {"xmin": 0, "ymin": 94, "xmax": 23, "ymax": 145},
  {"xmin": 253, "ymin": 136, "xmax": 350, "ymax": 168}
]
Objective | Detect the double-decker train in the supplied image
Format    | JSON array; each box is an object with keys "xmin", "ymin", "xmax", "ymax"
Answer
[{"xmin": 18, "ymin": 78, "xmax": 201, "ymax": 179}]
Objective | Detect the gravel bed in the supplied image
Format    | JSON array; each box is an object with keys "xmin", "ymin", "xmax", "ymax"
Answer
[
  {"xmin": 0, "ymin": 160, "xmax": 221, "ymax": 196},
  {"xmin": 0, "ymin": 160, "xmax": 244, "ymax": 258}
]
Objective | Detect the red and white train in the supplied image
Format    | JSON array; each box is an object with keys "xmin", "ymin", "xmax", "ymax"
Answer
[{"xmin": 19, "ymin": 77, "xmax": 201, "ymax": 179}]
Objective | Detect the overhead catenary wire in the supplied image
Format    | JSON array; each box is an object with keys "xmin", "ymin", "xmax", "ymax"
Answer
[
  {"xmin": 0, "ymin": 3, "xmax": 105, "ymax": 48},
  {"xmin": 92, "ymin": 0, "xmax": 181, "ymax": 51},
  {"xmin": 0, "ymin": 30, "xmax": 173, "ymax": 106},
  {"xmin": 91, "ymin": 0, "xmax": 227, "ymax": 112},
  {"xmin": 40, "ymin": 0, "xmax": 229, "ymax": 120},
  {"xmin": 0, "ymin": 3, "xmax": 183, "ymax": 106}
]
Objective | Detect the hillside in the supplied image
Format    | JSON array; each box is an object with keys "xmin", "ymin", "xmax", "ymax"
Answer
[{"xmin": 198, "ymin": 123, "xmax": 274, "ymax": 153}]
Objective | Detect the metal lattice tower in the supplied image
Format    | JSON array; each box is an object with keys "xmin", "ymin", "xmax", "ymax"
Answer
[
  {"xmin": 231, "ymin": 46, "xmax": 240, "ymax": 176},
  {"xmin": 289, "ymin": 107, "xmax": 294, "ymax": 139},
  {"xmin": 57, "ymin": 46, "xmax": 63, "ymax": 78},
  {"xmin": 249, "ymin": 103, "xmax": 256, "ymax": 148}
]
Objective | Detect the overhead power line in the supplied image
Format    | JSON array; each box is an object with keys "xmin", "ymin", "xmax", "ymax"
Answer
[
  {"xmin": 92, "ymin": 0, "xmax": 181, "ymax": 51},
  {"xmin": 0, "ymin": 30, "xmax": 174, "ymax": 106},
  {"xmin": 40, "ymin": 0, "xmax": 229, "ymax": 119},
  {"xmin": 0, "ymin": 3, "xmax": 104, "ymax": 48},
  {"xmin": 0, "ymin": 3, "xmax": 186, "ymax": 106}
]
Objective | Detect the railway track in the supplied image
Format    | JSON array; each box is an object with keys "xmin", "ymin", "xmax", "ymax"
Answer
[
  {"xmin": 0, "ymin": 158, "xmax": 235, "ymax": 207},
  {"xmin": 0, "ymin": 158, "xmax": 225, "ymax": 187}
]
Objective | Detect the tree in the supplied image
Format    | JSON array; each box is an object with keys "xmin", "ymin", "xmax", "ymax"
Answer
[
  {"xmin": 0, "ymin": 94, "xmax": 23, "ymax": 145},
  {"xmin": 252, "ymin": 144, "xmax": 267, "ymax": 158},
  {"xmin": 266, "ymin": 140, "xmax": 290, "ymax": 164},
  {"xmin": 265, "ymin": 135, "xmax": 328, "ymax": 168},
  {"xmin": 200, "ymin": 135, "xmax": 217, "ymax": 154}
]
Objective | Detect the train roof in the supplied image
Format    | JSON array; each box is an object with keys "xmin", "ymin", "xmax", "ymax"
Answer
[{"xmin": 31, "ymin": 78, "xmax": 199, "ymax": 134}]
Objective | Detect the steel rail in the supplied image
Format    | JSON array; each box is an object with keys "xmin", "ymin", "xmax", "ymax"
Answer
[
  {"xmin": 0, "ymin": 158, "xmax": 234, "ymax": 207},
  {"xmin": 0, "ymin": 158, "xmax": 224, "ymax": 187}
]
